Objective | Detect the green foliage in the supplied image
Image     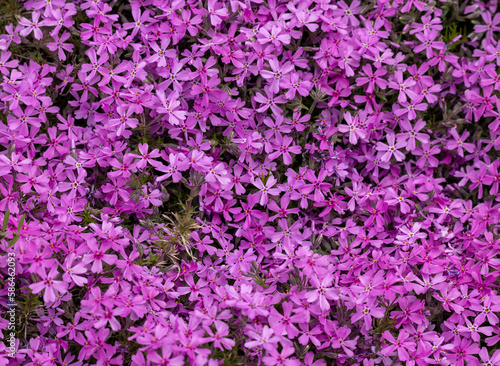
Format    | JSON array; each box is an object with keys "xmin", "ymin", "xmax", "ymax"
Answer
[
  {"xmin": 244, "ymin": 261, "xmax": 270, "ymax": 289},
  {"xmin": 0, "ymin": 210, "xmax": 25, "ymax": 248},
  {"xmin": 141, "ymin": 199, "xmax": 202, "ymax": 268},
  {"xmin": 80, "ymin": 208, "xmax": 98, "ymax": 226},
  {"xmin": 443, "ymin": 23, "xmax": 469, "ymax": 52},
  {"xmin": 11, "ymin": 287, "xmax": 43, "ymax": 342}
]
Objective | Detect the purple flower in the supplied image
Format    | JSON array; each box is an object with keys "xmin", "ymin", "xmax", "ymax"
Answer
[
  {"xmin": 19, "ymin": 12, "xmax": 46, "ymax": 40},
  {"xmin": 29, "ymin": 267, "xmax": 68, "ymax": 303},
  {"xmin": 381, "ymin": 330, "xmax": 416, "ymax": 361}
]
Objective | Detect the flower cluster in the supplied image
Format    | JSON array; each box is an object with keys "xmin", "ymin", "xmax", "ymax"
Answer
[{"xmin": 0, "ymin": 0, "xmax": 500, "ymax": 365}]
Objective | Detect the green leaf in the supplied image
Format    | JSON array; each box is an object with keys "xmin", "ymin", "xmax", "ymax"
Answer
[
  {"xmin": 17, "ymin": 214, "xmax": 25, "ymax": 233},
  {"xmin": 8, "ymin": 234, "xmax": 19, "ymax": 249},
  {"xmin": 2, "ymin": 209, "xmax": 10, "ymax": 233}
]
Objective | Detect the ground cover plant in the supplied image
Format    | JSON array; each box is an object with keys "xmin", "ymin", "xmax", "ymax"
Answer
[{"xmin": 1, "ymin": 0, "xmax": 500, "ymax": 364}]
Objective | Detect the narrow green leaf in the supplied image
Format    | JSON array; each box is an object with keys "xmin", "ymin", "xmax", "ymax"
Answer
[
  {"xmin": 2, "ymin": 209, "xmax": 9, "ymax": 233},
  {"xmin": 8, "ymin": 234, "xmax": 19, "ymax": 248},
  {"xmin": 17, "ymin": 214, "xmax": 26, "ymax": 233}
]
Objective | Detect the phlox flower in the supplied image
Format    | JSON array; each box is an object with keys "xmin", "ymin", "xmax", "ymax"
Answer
[
  {"xmin": 82, "ymin": 239, "xmax": 118, "ymax": 273},
  {"xmin": 262, "ymin": 345, "xmax": 301, "ymax": 366},
  {"xmin": 19, "ymin": 12, "xmax": 46, "ymax": 40},
  {"xmin": 29, "ymin": 267, "xmax": 68, "ymax": 304},
  {"xmin": 257, "ymin": 25, "xmax": 291, "ymax": 46},
  {"xmin": 207, "ymin": 0, "xmax": 229, "ymax": 26},
  {"xmin": 338, "ymin": 111, "xmax": 366, "ymax": 145},
  {"xmin": 381, "ymin": 330, "xmax": 416, "ymax": 361},
  {"xmin": 305, "ymin": 273, "xmax": 339, "ymax": 312},
  {"xmin": 204, "ymin": 321, "xmax": 235, "ymax": 351},
  {"xmin": 156, "ymin": 89, "xmax": 187, "ymax": 125},
  {"xmin": 244, "ymin": 325, "xmax": 278, "ymax": 352},
  {"xmin": 376, "ymin": 133, "xmax": 406, "ymax": 162}
]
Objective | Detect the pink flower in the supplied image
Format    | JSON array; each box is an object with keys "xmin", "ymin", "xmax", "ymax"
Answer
[
  {"xmin": 156, "ymin": 89, "xmax": 187, "ymax": 125},
  {"xmin": 252, "ymin": 175, "xmax": 280, "ymax": 206},
  {"xmin": 257, "ymin": 25, "xmax": 291, "ymax": 46},
  {"xmin": 244, "ymin": 325, "xmax": 278, "ymax": 351},
  {"xmin": 262, "ymin": 345, "xmax": 301, "ymax": 366},
  {"xmin": 61, "ymin": 254, "xmax": 88, "ymax": 287},
  {"xmin": 381, "ymin": 330, "xmax": 416, "ymax": 361},
  {"xmin": 376, "ymin": 133, "xmax": 406, "ymax": 162},
  {"xmin": 303, "ymin": 352, "xmax": 326, "ymax": 366},
  {"xmin": 204, "ymin": 321, "xmax": 235, "ymax": 350},
  {"xmin": 305, "ymin": 273, "xmax": 339, "ymax": 312},
  {"xmin": 46, "ymin": 32, "xmax": 74, "ymax": 61},
  {"xmin": 207, "ymin": 0, "xmax": 229, "ymax": 26},
  {"xmin": 19, "ymin": 12, "xmax": 46, "ymax": 40},
  {"xmin": 254, "ymin": 86, "xmax": 287, "ymax": 115},
  {"xmin": 29, "ymin": 267, "xmax": 68, "ymax": 303},
  {"xmin": 356, "ymin": 64, "xmax": 388, "ymax": 93},
  {"xmin": 415, "ymin": 30, "xmax": 446, "ymax": 58},
  {"xmin": 351, "ymin": 298, "xmax": 385, "ymax": 330},
  {"xmin": 338, "ymin": 111, "xmax": 366, "ymax": 145},
  {"xmin": 446, "ymin": 128, "xmax": 476, "ymax": 157},
  {"xmin": 268, "ymin": 134, "xmax": 302, "ymax": 165},
  {"xmin": 261, "ymin": 58, "xmax": 293, "ymax": 94},
  {"xmin": 82, "ymin": 239, "xmax": 118, "ymax": 273},
  {"xmin": 147, "ymin": 38, "xmax": 176, "ymax": 67}
]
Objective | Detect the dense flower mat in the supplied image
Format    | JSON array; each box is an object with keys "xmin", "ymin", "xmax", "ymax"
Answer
[{"xmin": 1, "ymin": 0, "xmax": 500, "ymax": 364}]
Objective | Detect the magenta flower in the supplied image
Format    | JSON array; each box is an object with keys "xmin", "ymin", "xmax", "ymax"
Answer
[
  {"xmin": 204, "ymin": 321, "xmax": 235, "ymax": 351},
  {"xmin": 156, "ymin": 89, "xmax": 187, "ymax": 125},
  {"xmin": 475, "ymin": 11, "xmax": 500, "ymax": 38},
  {"xmin": 470, "ymin": 295, "xmax": 500, "ymax": 325},
  {"xmin": 46, "ymin": 32, "xmax": 74, "ymax": 61},
  {"xmin": 376, "ymin": 133, "xmax": 406, "ymax": 162},
  {"xmin": 244, "ymin": 325, "xmax": 278, "ymax": 352},
  {"xmin": 338, "ymin": 45, "xmax": 360, "ymax": 77},
  {"xmin": 19, "ymin": 12, "xmax": 46, "ymax": 40},
  {"xmin": 268, "ymin": 301, "xmax": 305, "ymax": 338},
  {"xmin": 261, "ymin": 58, "xmax": 293, "ymax": 94},
  {"xmin": 381, "ymin": 330, "xmax": 416, "ymax": 361},
  {"xmin": 156, "ymin": 152, "xmax": 189, "ymax": 183},
  {"xmin": 82, "ymin": 239, "xmax": 117, "ymax": 273},
  {"xmin": 268, "ymin": 134, "xmax": 302, "ymax": 165},
  {"xmin": 396, "ymin": 119, "xmax": 429, "ymax": 151},
  {"xmin": 446, "ymin": 128, "xmax": 476, "ymax": 157},
  {"xmin": 414, "ymin": 30, "xmax": 446, "ymax": 58},
  {"xmin": 147, "ymin": 38, "xmax": 176, "ymax": 67},
  {"xmin": 338, "ymin": 111, "xmax": 366, "ymax": 145},
  {"xmin": 2, "ymin": 0, "xmax": 500, "ymax": 364},
  {"xmin": 252, "ymin": 175, "xmax": 280, "ymax": 206},
  {"xmin": 177, "ymin": 275, "xmax": 211, "ymax": 302},
  {"xmin": 108, "ymin": 106, "xmax": 138, "ymax": 137},
  {"xmin": 254, "ymin": 86, "xmax": 287, "ymax": 115},
  {"xmin": 268, "ymin": 194, "xmax": 300, "ymax": 220},
  {"xmin": 206, "ymin": 162, "xmax": 231, "ymax": 186},
  {"xmin": 478, "ymin": 347, "xmax": 500, "ymax": 366},
  {"xmin": 207, "ymin": 0, "xmax": 229, "ymax": 26},
  {"xmin": 29, "ymin": 267, "xmax": 68, "ymax": 303},
  {"xmin": 351, "ymin": 298, "xmax": 385, "ymax": 330},
  {"xmin": 123, "ymin": 8, "xmax": 155, "ymax": 37},
  {"xmin": 61, "ymin": 254, "xmax": 88, "ymax": 287},
  {"xmin": 0, "ymin": 51, "xmax": 18, "ymax": 75},
  {"xmin": 305, "ymin": 273, "xmax": 339, "ymax": 312},
  {"xmin": 257, "ymin": 25, "xmax": 291, "ymax": 46},
  {"xmin": 447, "ymin": 338, "xmax": 480, "ymax": 366},
  {"xmin": 413, "ymin": 141, "xmax": 441, "ymax": 168},
  {"xmin": 356, "ymin": 64, "xmax": 388, "ymax": 93},
  {"xmin": 262, "ymin": 345, "xmax": 301, "ymax": 366},
  {"xmin": 394, "ymin": 99, "xmax": 428, "ymax": 120},
  {"xmin": 55, "ymin": 192, "xmax": 86, "ymax": 223},
  {"xmin": 303, "ymin": 352, "xmax": 326, "ymax": 366},
  {"xmin": 282, "ymin": 72, "xmax": 312, "ymax": 99}
]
